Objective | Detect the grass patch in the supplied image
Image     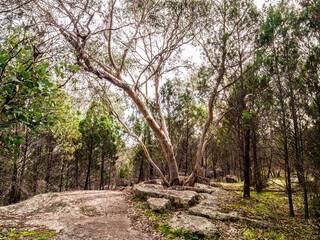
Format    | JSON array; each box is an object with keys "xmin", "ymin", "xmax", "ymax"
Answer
[
  {"xmin": 131, "ymin": 193, "xmax": 144, "ymax": 203},
  {"xmin": 131, "ymin": 192, "xmax": 169, "ymax": 221},
  {"xmin": 243, "ymin": 227, "xmax": 285, "ymax": 240},
  {"xmin": 219, "ymin": 181, "xmax": 319, "ymax": 239},
  {"xmin": 157, "ymin": 223, "xmax": 218, "ymax": 240},
  {"xmin": 0, "ymin": 229, "xmax": 56, "ymax": 239}
]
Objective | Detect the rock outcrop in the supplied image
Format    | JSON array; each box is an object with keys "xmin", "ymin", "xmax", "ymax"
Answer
[
  {"xmin": 168, "ymin": 214, "xmax": 219, "ymax": 237},
  {"xmin": 147, "ymin": 198, "xmax": 171, "ymax": 213},
  {"xmin": 132, "ymin": 183, "xmax": 198, "ymax": 207},
  {"xmin": 226, "ymin": 175, "xmax": 239, "ymax": 183},
  {"xmin": 0, "ymin": 191, "xmax": 159, "ymax": 240}
]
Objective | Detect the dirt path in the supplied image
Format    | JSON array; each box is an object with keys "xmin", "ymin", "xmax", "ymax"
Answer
[{"xmin": 0, "ymin": 190, "xmax": 160, "ymax": 239}]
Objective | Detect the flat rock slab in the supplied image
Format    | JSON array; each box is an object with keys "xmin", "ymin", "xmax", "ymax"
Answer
[
  {"xmin": 189, "ymin": 196, "xmax": 272, "ymax": 228},
  {"xmin": 211, "ymin": 187, "xmax": 230, "ymax": 196},
  {"xmin": 168, "ymin": 214, "xmax": 219, "ymax": 237},
  {"xmin": 0, "ymin": 191, "xmax": 157, "ymax": 240},
  {"xmin": 147, "ymin": 198, "xmax": 171, "ymax": 213},
  {"xmin": 133, "ymin": 184, "xmax": 198, "ymax": 207},
  {"xmin": 169, "ymin": 183, "xmax": 215, "ymax": 194},
  {"xmin": 198, "ymin": 193, "xmax": 222, "ymax": 206},
  {"xmin": 189, "ymin": 206, "xmax": 240, "ymax": 221}
]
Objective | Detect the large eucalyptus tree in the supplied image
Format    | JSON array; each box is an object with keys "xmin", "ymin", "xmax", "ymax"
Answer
[{"xmin": 23, "ymin": 0, "xmax": 258, "ymax": 186}]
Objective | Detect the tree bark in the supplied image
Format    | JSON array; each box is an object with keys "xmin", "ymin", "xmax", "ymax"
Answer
[
  {"xmin": 100, "ymin": 152, "xmax": 105, "ymax": 190},
  {"xmin": 252, "ymin": 126, "xmax": 262, "ymax": 193},
  {"xmin": 59, "ymin": 159, "xmax": 65, "ymax": 192},
  {"xmin": 8, "ymin": 160, "xmax": 19, "ymax": 204},
  {"xmin": 288, "ymin": 77, "xmax": 308, "ymax": 218},
  {"xmin": 185, "ymin": 109, "xmax": 190, "ymax": 176},
  {"xmin": 84, "ymin": 136, "xmax": 93, "ymax": 190},
  {"xmin": 277, "ymin": 70, "xmax": 295, "ymax": 217},
  {"xmin": 243, "ymin": 128, "xmax": 251, "ymax": 198},
  {"xmin": 45, "ymin": 141, "xmax": 52, "ymax": 192}
]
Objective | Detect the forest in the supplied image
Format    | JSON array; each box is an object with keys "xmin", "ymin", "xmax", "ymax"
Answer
[{"xmin": 0, "ymin": 0, "xmax": 319, "ymax": 235}]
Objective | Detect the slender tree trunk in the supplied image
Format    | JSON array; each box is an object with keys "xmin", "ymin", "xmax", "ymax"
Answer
[
  {"xmin": 243, "ymin": 128, "xmax": 251, "ymax": 198},
  {"xmin": 45, "ymin": 143, "xmax": 52, "ymax": 192},
  {"xmin": 284, "ymin": 136, "xmax": 295, "ymax": 217},
  {"xmin": 138, "ymin": 157, "xmax": 144, "ymax": 182},
  {"xmin": 147, "ymin": 129, "xmax": 153, "ymax": 179},
  {"xmin": 65, "ymin": 161, "xmax": 70, "ymax": 190},
  {"xmin": 267, "ymin": 141, "xmax": 273, "ymax": 179},
  {"xmin": 33, "ymin": 147, "xmax": 41, "ymax": 194},
  {"xmin": 8, "ymin": 160, "xmax": 19, "ymax": 204},
  {"xmin": 108, "ymin": 161, "xmax": 112, "ymax": 189},
  {"xmin": 75, "ymin": 152, "xmax": 79, "ymax": 189},
  {"xmin": 185, "ymin": 111, "xmax": 189, "ymax": 176},
  {"xmin": 18, "ymin": 132, "xmax": 29, "ymax": 200},
  {"xmin": 84, "ymin": 137, "xmax": 93, "ymax": 190},
  {"xmin": 288, "ymin": 77, "xmax": 308, "ymax": 218},
  {"xmin": 277, "ymin": 72, "xmax": 295, "ymax": 217},
  {"xmin": 100, "ymin": 152, "xmax": 104, "ymax": 190},
  {"xmin": 59, "ymin": 159, "xmax": 65, "ymax": 192},
  {"xmin": 252, "ymin": 126, "xmax": 262, "ymax": 192}
]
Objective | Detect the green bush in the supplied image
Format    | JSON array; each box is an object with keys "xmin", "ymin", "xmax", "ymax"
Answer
[{"xmin": 119, "ymin": 165, "xmax": 128, "ymax": 179}]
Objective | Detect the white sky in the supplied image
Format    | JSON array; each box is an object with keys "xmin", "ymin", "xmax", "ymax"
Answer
[
  {"xmin": 254, "ymin": 0, "xmax": 265, "ymax": 9},
  {"xmin": 180, "ymin": 0, "xmax": 270, "ymax": 71}
]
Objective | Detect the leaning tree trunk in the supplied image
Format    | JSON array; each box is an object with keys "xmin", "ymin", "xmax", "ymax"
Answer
[{"xmin": 124, "ymin": 87, "xmax": 179, "ymax": 185}]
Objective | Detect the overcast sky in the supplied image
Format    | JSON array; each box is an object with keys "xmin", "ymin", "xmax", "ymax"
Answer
[{"xmin": 254, "ymin": 0, "xmax": 265, "ymax": 9}]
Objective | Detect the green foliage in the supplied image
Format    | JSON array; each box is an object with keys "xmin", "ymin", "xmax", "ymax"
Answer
[
  {"xmin": 131, "ymin": 193, "xmax": 143, "ymax": 203},
  {"xmin": 241, "ymin": 110, "xmax": 252, "ymax": 126},
  {"xmin": 129, "ymin": 144, "xmax": 146, "ymax": 176},
  {"xmin": 52, "ymin": 96, "xmax": 82, "ymax": 162},
  {"xmin": 79, "ymin": 101, "xmax": 121, "ymax": 160},
  {"xmin": 119, "ymin": 164, "xmax": 128, "ymax": 179},
  {"xmin": 0, "ymin": 27, "xmax": 59, "ymax": 158},
  {"xmin": 311, "ymin": 195, "xmax": 320, "ymax": 217}
]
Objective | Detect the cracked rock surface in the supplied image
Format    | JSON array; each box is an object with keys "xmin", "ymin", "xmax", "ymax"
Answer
[
  {"xmin": 0, "ymin": 190, "xmax": 158, "ymax": 240},
  {"xmin": 168, "ymin": 214, "xmax": 219, "ymax": 237}
]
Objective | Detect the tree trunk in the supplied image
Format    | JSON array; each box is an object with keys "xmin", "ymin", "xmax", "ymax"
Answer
[
  {"xmin": 252, "ymin": 126, "xmax": 262, "ymax": 193},
  {"xmin": 8, "ymin": 160, "xmax": 19, "ymax": 204},
  {"xmin": 108, "ymin": 161, "xmax": 112, "ymax": 189},
  {"xmin": 147, "ymin": 129, "xmax": 153, "ymax": 179},
  {"xmin": 267, "ymin": 142, "xmax": 273, "ymax": 179},
  {"xmin": 33, "ymin": 147, "xmax": 41, "ymax": 194},
  {"xmin": 45, "ymin": 144, "xmax": 52, "ymax": 192},
  {"xmin": 75, "ymin": 152, "xmax": 79, "ymax": 189},
  {"xmin": 124, "ymin": 87, "xmax": 179, "ymax": 185},
  {"xmin": 243, "ymin": 128, "xmax": 251, "ymax": 198},
  {"xmin": 185, "ymin": 105, "xmax": 190, "ymax": 176},
  {"xmin": 100, "ymin": 153, "xmax": 104, "ymax": 190},
  {"xmin": 288, "ymin": 77, "xmax": 308, "ymax": 218},
  {"xmin": 277, "ymin": 72, "xmax": 295, "ymax": 217},
  {"xmin": 138, "ymin": 157, "xmax": 144, "ymax": 182},
  {"xmin": 84, "ymin": 137, "xmax": 93, "ymax": 190},
  {"xmin": 59, "ymin": 159, "xmax": 65, "ymax": 192},
  {"xmin": 18, "ymin": 132, "xmax": 29, "ymax": 201},
  {"xmin": 65, "ymin": 161, "xmax": 70, "ymax": 190}
]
